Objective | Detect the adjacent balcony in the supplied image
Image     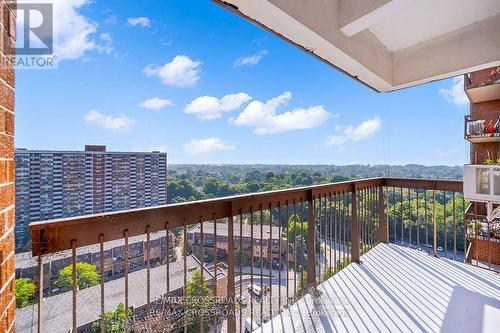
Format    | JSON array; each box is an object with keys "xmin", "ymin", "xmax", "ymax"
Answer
[
  {"xmin": 464, "ymin": 115, "xmax": 500, "ymax": 143},
  {"xmin": 464, "ymin": 68, "xmax": 500, "ymax": 103},
  {"xmin": 16, "ymin": 178, "xmax": 499, "ymax": 333},
  {"xmin": 463, "ymin": 164, "xmax": 500, "ymax": 201}
]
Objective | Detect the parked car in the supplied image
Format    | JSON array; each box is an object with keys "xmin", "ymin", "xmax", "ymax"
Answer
[{"xmin": 248, "ymin": 284, "xmax": 262, "ymax": 297}]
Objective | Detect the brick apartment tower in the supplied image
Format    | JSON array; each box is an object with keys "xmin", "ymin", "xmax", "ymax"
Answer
[
  {"xmin": 0, "ymin": 0, "xmax": 16, "ymax": 331},
  {"xmin": 464, "ymin": 67, "xmax": 500, "ymax": 265},
  {"xmin": 466, "ymin": 68, "xmax": 500, "ymax": 163}
]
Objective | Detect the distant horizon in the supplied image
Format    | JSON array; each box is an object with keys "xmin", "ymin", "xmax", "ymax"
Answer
[
  {"xmin": 169, "ymin": 163, "xmax": 464, "ymax": 167},
  {"xmin": 14, "ymin": 147, "xmax": 464, "ymax": 167}
]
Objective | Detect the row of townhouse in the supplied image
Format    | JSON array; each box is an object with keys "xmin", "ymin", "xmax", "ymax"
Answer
[{"xmin": 15, "ymin": 231, "xmax": 175, "ymax": 294}]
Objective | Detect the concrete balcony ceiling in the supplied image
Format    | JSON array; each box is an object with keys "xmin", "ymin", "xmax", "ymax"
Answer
[{"xmin": 214, "ymin": 0, "xmax": 500, "ymax": 92}]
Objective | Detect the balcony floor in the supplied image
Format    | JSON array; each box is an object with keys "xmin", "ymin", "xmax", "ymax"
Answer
[{"xmin": 258, "ymin": 243, "xmax": 500, "ymax": 333}]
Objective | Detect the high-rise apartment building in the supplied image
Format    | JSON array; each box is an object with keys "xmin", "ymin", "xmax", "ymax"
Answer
[
  {"xmin": 463, "ymin": 67, "xmax": 500, "ymax": 265},
  {"xmin": 15, "ymin": 145, "xmax": 167, "ymax": 252}
]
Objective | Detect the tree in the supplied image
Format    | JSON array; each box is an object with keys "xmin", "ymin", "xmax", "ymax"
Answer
[
  {"xmin": 92, "ymin": 303, "xmax": 132, "ymax": 333},
  {"xmin": 15, "ymin": 278, "xmax": 36, "ymax": 308},
  {"xmin": 235, "ymin": 250, "xmax": 250, "ymax": 266},
  {"xmin": 387, "ymin": 192, "xmax": 468, "ymax": 251},
  {"xmin": 167, "ymin": 178, "xmax": 200, "ymax": 203},
  {"xmin": 185, "ymin": 268, "xmax": 213, "ymax": 333},
  {"xmin": 56, "ymin": 262, "xmax": 100, "ymax": 292},
  {"xmin": 293, "ymin": 235, "xmax": 308, "ymax": 267},
  {"xmin": 203, "ymin": 177, "xmax": 220, "ymax": 196},
  {"xmin": 287, "ymin": 214, "xmax": 308, "ymax": 243},
  {"xmin": 251, "ymin": 209, "xmax": 271, "ymax": 225},
  {"xmin": 245, "ymin": 181, "xmax": 261, "ymax": 193}
]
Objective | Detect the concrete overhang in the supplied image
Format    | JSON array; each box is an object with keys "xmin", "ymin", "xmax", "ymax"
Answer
[
  {"xmin": 213, "ymin": 0, "xmax": 500, "ymax": 92},
  {"xmin": 465, "ymin": 82, "xmax": 500, "ymax": 103}
]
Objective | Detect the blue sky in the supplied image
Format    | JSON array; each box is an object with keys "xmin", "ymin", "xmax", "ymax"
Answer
[{"xmin": 15, "ymin": 0, "xmax": 470, "ymax": 165}]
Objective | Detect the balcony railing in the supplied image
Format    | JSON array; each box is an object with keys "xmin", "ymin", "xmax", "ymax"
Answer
[
  {"xmin": 465, "ymin": 201, "xmax": 500, "ymax": 270},
  {"xmin": 464, "ymin": 67, "xmax": 500, "ymax": 90},
  {"xmin": 464, "ymin": 68, "xmax": 500, "ymax": 103},
  {"xmin": 20, "ymin": 177, "xmax": 487, "ymax": 332},
  {"xmin": 464, "ymin": 115, "xmax": 500, "ymax": 143}
]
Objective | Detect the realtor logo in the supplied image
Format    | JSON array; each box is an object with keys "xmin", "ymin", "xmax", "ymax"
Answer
[
  {"xmin": 3, "ymin": 1, "xmax": 57, "ymax": 69},
  {"xmin": 16, "ymin": 3, "xmax": 53, "ymax": 54}
]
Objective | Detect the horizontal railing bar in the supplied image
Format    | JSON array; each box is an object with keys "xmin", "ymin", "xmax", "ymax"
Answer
[
  {"xmin": 29, "ymin": 177, "xmax": 462, "ymax": 256},
  {"xmin": 385, "ymin": 178, "xmax": 463, "ymax": 192},
  {"xmin": 29, "ymin": 178, "xmax": 384, "ymax": 255},
  {"xmin": 30, "ymin": 177, "xmax": 384, "ymax": 230}
]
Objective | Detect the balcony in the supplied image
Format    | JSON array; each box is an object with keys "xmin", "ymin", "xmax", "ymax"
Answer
[
  {"xmin": 16, "ymin": 177, "xmax": 499, "ymax": 332},
  {"xmin": 464, "ymin": 68, "xmax": 500, "ymax": 103},
  {"xmin": 464, "ymin": 201, "xmax": 500, "ymax": 272},
  {"xmin": 463, "ymin": 164, "xmax": 500, "ymax": 202},
  {"xmin": 464, "ymin": 115, "xmax": 500, "ymax": 143}
]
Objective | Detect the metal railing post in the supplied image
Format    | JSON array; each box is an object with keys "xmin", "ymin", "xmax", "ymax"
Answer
[
  {"xmin": 379, "ymin": 185, "xmax": 388, "ymax": 243},
  {"xmin": 433, "ymin": 189, "xmax": 438, "ymax": 257},
  {"xmin": 37, "ymin": 254, "xmax": 43, "ymax": 333},
  {"xmin": 226, "ymin": 202, "xmax": 236, "ymax": 332},
  {"xmin": 36, "ymin": 230, "xmax": 46, "ymax": 333},
  {"xmin": 306, "ymin": 190, "xmax": 316, "ymax": 291},
  {"xmin": 71, "ymin": 239, "xmax": 77, "ymax": 333},
  {"xmin": 351, "ymin": 184, "xmax": 360, "ymax": 264}
]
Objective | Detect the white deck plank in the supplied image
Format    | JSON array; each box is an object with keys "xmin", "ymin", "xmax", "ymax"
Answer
[{"xmin": 257, "ymin": 243, "xmax": 500, "ymax": 333}]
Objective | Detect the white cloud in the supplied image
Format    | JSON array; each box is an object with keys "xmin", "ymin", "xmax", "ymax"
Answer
[
  {"xmin": 48, "ymin": 0, "xmax": 111, "ymax": 60},
  {"xmin": 53, "ymin": 0, "xmax": 97, "ymax": 60},
  {"xmin": 182, "ymin": 137, "xmax": 235, "ymax": 155},
  {"xmin": 84, "ymin": 109, "xmax": 135, "ymax": 131},
  {"xmin": 232, "ymin": 92, "xmax": 331, "ymax": 134},
  {"xmin": 439, "ymin": 77, "xmax": 468, "ymax": 106},
  {"xmin": 94, "ymin": 33, "xmax": 113, "ymax": 54},
  {"xmin": 325, "ymin": 117, "xmax": 381, "ymax": 146},
  {"xmin": 234, "ymin": 50, "xmax": 268, "ymax": 67},
  {"xmin": 184, "ymin": 93, "xmax": 252, "ymax": 120},
  {"xmin": 127, "ymin": 17, "xmax": 151, "ymax": 27},
  {"xmin": 435, "ymin": 147, "xmax": 461, "ymax": 157},
  {"xmin": 139, "ymin": 97, "xmax": 173, "ymax": 111},
  {"xmin": 16, "ymin": 0, "xmax": 117, "ymax": 61},
  {"xmin": 144, "ymin": 55, "xmax": 202, "ymax": 88}
]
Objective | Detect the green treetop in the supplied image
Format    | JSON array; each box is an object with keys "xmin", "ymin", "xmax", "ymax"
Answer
[{"xmin": 56, "ymin": 262, "xmax": 100, "ymax": 292}]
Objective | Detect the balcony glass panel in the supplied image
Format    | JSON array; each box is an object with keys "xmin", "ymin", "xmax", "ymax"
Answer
[
  {"xmin": 476, "ymin": 168, "xmax": 490, "ymax": 195},
  {"xmin": 494, "ymin": 168, "xmax": 500, "ymax": 195}
]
